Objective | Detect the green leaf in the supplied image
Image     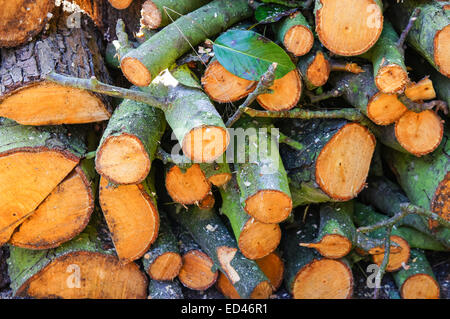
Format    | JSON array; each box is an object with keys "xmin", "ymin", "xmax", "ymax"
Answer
[
  {"xmin": 255, "ymin": 4, "xmax": 298, "ymax": 24},
  {"xmin": 213, "ymin": 30, "xmax": 296, "ymax": 81},
  {"xmin": 261, "ymin": 0, "xmax": 303, "ymax": 8}
]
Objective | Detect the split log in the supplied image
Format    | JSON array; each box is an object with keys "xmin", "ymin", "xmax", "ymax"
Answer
[
  {"xmin": 120, "ymin": 0, "xmax": 253, "ymax": 86},
  {"xmin": 314, "ymin": 0, "xmax": 383, "ymax": 56},
  {"xmin": 393, "ymin": 249, "xmax": 440, "ymax": 299},
  {"xmin": 329, "ymin": 65, "xmax": 407, "ymax": 126},
  {"xmin": 299, "ymin": 202, "xmax": 355, "ymax": 259},
  {"xmin": 279, "ymin": 118, "xmax": 375, "ymax": 207},
  {"xmin": 281, "ymin": 212, "xmax": 353, "ymax": 299},
  {"xmin": 9, "ymin": 160, "xmax": 95, "ymax": 250},
  {"xmin": 95, "ymin": 95, "xmax": 166, "ymax": 185},
  {"xmin": 0, "ymin": 119, "xmax": 86, "ymax": 245},
  {"xmin": 353, "ymin": 202, "xmax": 411, "ymax": 272},
  {"xmin": 169, "ymin": 205, "xmax": 273, "ymax": 299},
  {"xmin": 360, "ymin": 176, "xmax": 450, "ymax": 249},
  {"xmin": 234, "ymin": 117, "xmax": 292, "ymax": 224},
  {"xmin": 273, "ymin": 11, "xmax": 314, "ymax": 56},
  {"xmin": 141, "ymin": 0, "xmax": 211, "ymax": 29},
  {"xmin": 99, "ymin": 175, "xmax": 159, "ymax": 264},
  {"xmin": 7, "ymin": 220, "xmax": 148, "ymax": 298},
  {"xmin": 297, "ymin": 40, "xmax": 330, "ymax": 89},
  {"xmin": 176, "ymin": 226, "xmax": 218, "ymax": 291},
  {"xmin": 217, "ymin": 252, "xmax": 284, "ymax": 299},
  {"xmin": 384, "ymin": 133, "xmax": 449, "ymax": 230},
  {"xmin": 388, "ymin": 0, "xmax": 450, "ymax": 78},
  {"xmin": 142, "ymin": 211, "xmax": 182, "ymax": 281},
  {"xmin": 219, "ymin": 177, "xmax": 281, "ymax": 260},
  {"xmin": 148, "ymin": 279, "xmax": 184, "ymax": 299},
  {"xmin": 0, "ymin": 0, "xmax": 55, "ymax": 47},
  {"xmin": 360, "ymin": 21, "xmax": 408, "ymax": 94},
  {"xmin": 0, "ymin": 9, "xmax": 112, "ymax": 125}
]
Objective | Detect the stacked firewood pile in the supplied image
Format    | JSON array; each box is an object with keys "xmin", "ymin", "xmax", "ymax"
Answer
[{"xmin": 0, "ymin": 0, "xmax": 448, "ymax": 299}]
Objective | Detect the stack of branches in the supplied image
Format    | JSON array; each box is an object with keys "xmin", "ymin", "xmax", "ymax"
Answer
[{"xmin": 0, "ymin": 0, "xmax": 448, "ymax": 299}]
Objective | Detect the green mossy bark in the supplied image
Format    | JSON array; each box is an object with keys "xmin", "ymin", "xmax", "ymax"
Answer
[
  {"xmin": 145, "ymin": 0, "xmax": 211, "ymax": 28},
  {"xmin": 392, "ymin": 249, "xmax": 439, "ymax": 298},
  {"xmin": 387, "ymin": 0, "xmax": 450, "ymax": 77},
  {"xmin": 360, "ymin": 21, "xmax": 407, "ymax": 93},
  {"xmin": 273, "ymin": 11, "xmax": 312, "ymax": 55},
  {"xmin": 360, "ymin": 176, "xmax": 450, "ymax": 249},
  {"xmin": 354, "ymin": 202, "xmax": 447, "ymax": 251},
  {"xmin": 168, "ymin": 205, "xmax": 269, "ymax": 299},
  {"xmin": 233, "ymin": 116, "xmax": 291, "ymax": 221},
  {"xmin": 122, "ymin": 0, "xmax": 253, "ymax": 82},
  {"xmin": 96, "ymin": 89, "xmax": 166, "ymax": 184},
  {"xmin": 148, "ymin": 278, "xmax": 184, "ymax": 299},
  {"xmin": 297, "ymin": 39, "xmax": 330, "ymax": 89},
  {"xmin": 142, "ymin": 210, "xmax": 180, "ymax": 276},
  {"xmin": 7, "ymin": 214, "xmax": 113, "ymax": 296},
  {"xmin": 279, "ymin": 119, "xmax": 350, "ymax": 207}
]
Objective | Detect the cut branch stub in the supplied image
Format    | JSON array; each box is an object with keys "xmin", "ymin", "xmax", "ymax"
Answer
[
  {"xmin": 0, "ymin": 9, "xmax": 112, "ymax": 125},
  {"xmin": 297, "ymin": 40, "xmax": 331, "ymax": 89}
]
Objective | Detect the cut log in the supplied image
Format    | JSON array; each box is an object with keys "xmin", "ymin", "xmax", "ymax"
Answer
[
  {"xmin": 7, "ymin": 220, "xmax": 148, "ymax": 298},
  {"xmin": 95, "ymin": 95, "xmax": 166, "ymax": 185},
  {"xmin": 0, "ymin": 0, "xmax": 55, "ymax": 47},
  {"xmin": 393, "ymin": 249, "xmax": 440, "ymax": 299},
  {"xmin": 99, "ymin": 175, "xmax": 159, "ymax": 264},
  {"xmin": 384, "ymin": 133, "xmax": 449, "ymax": 230},
  {"xmin": 0, "ymin": 119, "xmax": 85, "ymax": 245},
  {"xmin": 360, "ymin": 21, "xmax": 408, "ymax": 94},
  {"xmin": 202, "ymin": 60, "xmax": 256, "ymax": 103},
  {"xmin": 256, "ymin": 69, "xmax": 302, "ymax": 111},
  {"xmin": 234, "ymin": 117, "xmax": 292, "ymax": 224},
  {"xmin": 0, "ymin": 9, "xmax": 112, "ymax": 125},
  {"xmin": 299, "ymin": 202, "xmax": 355, "ymax": 259},
  {"xmin": 176, "ymin": 226, "xmax": 218, "ymax": 291},
  {"xmin": 273, "ymin": 11, "xmax": 314, "ymax": 56},
  {"xmin": 148, "ymin": 279, "xmax": 184, "ymax": 299},
  {"xmin": 108, "ymin": 0, "xmax": 134, "ymax": 10},
  {"xmin": 353, "ymin": 202, "xmax": 411, "ymax": 272},
  {"xmin": 120, "ymin": 0, "xmax": 253, "ymax": 86},
  {"xmin": 329, "ymin": 65, "xmax": 407, "ymax": 125},
  {"xmin": 387, "ymin": 0, "xmax": 450, "ymax": 78},
  {"xmin": 279, "ymin": 119, "xmax": 375, "ymax": 207},
  {"xmin": 360, "ymin": 176, "xmax": 450, "ymax": 249},
  {"xmin": 217, "ymin": 252, "xmax": 284, "ymax": 298},
  {"xmin": 9, "ymin": 160, "xmax": 95, "ymax": 250},
  {"xmin": 219, "ymin": 177, "xmax": 281, "ymax": 260},
  {"xmin": 169, "ymin": 205, "xmax": 272, "ymax": 299},
  {"xmin": 145, "ymin": 66, "xmax": 229, "ymax": 162},
  {"xmin": 404, "ymin": 77, "xmax": 436, "ymax": 102},
  {"xmin": 314, "ymin": 0, "xmax": 383, "ymax": 56},
  {"xmin": 142, "ymin": 211, "xmax": 181, "ymax": 281},
  {"xmin": 297, "ymin": 40, "xmax": 331, "ymax": 89},
  {"xmin": 141, "ymin": 0, "xmax": 211, "ymax": 29},
  {"xmin": 282, "ymin": 212, "xmax": 353, "ymax": 299}
]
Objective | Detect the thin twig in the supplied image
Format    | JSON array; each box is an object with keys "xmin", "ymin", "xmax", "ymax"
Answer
[
  {"xmin": 45, "ymin": 73, "xmax": 167, "ymax": 109},
  {"xmin": 398, "ymin": 95, "xmax": 448, "ymax": 114},
  {"xmin": 306, "ymin": 88, "xmax": 344, "ymax": 104},
  {"xmin": 226, "ymin": 63, "xmax": 277, "ymax": 127},
  {"xmin": 396, "ymin": 8, "xmax": 421, "ymax": 50},
  {"xmin": 330, "ymin": 60, "xmax": 364, "ymax": 74},
  {"xmin": 373, "ymin": 226, "xmax": 392, "ymax": 299}
]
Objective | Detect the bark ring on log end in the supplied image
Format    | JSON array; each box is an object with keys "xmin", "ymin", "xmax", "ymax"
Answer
[
  {"xmin": 0, "ymin": 0, "xmax": 55, "ymax": 48},
  {"xmin": 238, "ymin": 220, "xmax": 281, "ymax": 260},
  {"xmin": 292, "ymin": 259, "xmax": 353, "ymax": 299},
  {"xmin": 372, "ymin": 235, "xmax": 411, "ymax": 272},
  {"xmin": 244, "ymin": 190, "xmax": 293, "ymax": 224},
  {"xmin": 148, "ymin": 252, "xmax": 183, "ymax": 281},
  {"xmin": 367, "ymin": 92, "xmax": 407, "ymax": 126},
  {"xmin": 315, "ymin": 0, "xmax": 383, "ymax": 56},
  {"xmin": 95, "ymin": 134, "xmax": 151, "ymax": 185},
  {"xmin": 0, "ymin": 82, "xmax": 111, "ymax": 126},
  {"xmin": 182, "ymin": 126, "xmax": 230, "ymax": 163},
  {"xmin": 121, "ymin": 57, "xmax": 153, "ymax": 87},
  {"xmin": 401, "ymin": 274, "xmax": 440, "ymax": 299},
  {"xmin": 141, "ymin": 0, "xmax": 163, "ymax": 29},
  {"xmin": 394, "ymin": 110, "xmax": 444, "ymax": 157},
  {"xmin": 375, "ymin": 64, "xmax": 409, "ymax": 94},
  {"xmin": 108, "ymin": 0, "xmax": 134, "ymax": 10},
  {"xmin": 315, "ymin": 123, "xmax": 376, "ymax": 201},
  {"xmin": 434, "ymin": 25, "xmax": 450, "ymax": 78}
]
